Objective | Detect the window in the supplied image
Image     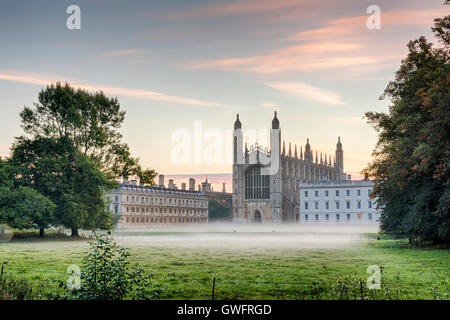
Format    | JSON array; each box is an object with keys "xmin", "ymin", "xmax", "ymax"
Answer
[
  {"xmin": 314, "ymin": 190, "xmax": 318, "ymax": 197},
  {"xmin": 368, "ymin": 189, "xmax": 372, "ymax": 196},
  {"xmin": 114, "ymin": 206, "xmax": 118, "ymax": 214},
  {"xmin": 315, "ymin": 202, "xmax": 319, "ymax": 210},
  {"xmin": 346, "ymin": 190, "xmax": 350, "ymax": 196},
  {"xmin": 131, "ymin": 207, "xmax": 135, "ymax": 213},
  {"xmin": 126, "ymin": 207, "xmax": 129, "ymax": 213},
  {"xmin": 357, "ymin": 201, "xmax": 361, "ymax": 209},
  {"xmin": 325, "ymin": 190, "xmax": 329, "ymax": 197},
  {"xmin": 115, "ymin": 196, "xmax": 118, "ymax": 202},
  {"xmin": 305, "ymin": 202, "xmax": 309, "ymax": 210},
  {"xmin": 336, "ymin": 190, "xmax": 340, "ymax": 197},
  {"xmin": 346, "ymin": 201, "xmax": 350, "ymax": 209},
  {"xmin": 336, "ymin": 201, "xmax": 340, "ymax": 209},
  {"xmin": 245, "ymin": 166, "xmax": 270, "ymax": 199},
  {"xmin": 357, "ymin": 189, "xmax": 361, "ymax": 196},
  {"xmin": 347, "ymin": 214, "xmax": 350, "ymax": 221},
  {"xmin": 368, "ymin": 213, "xmax": 372, "ymax": 220},
  {"xmin": 325, "ymin": 201, "xmax": 329, "ymax": 210},
  {"xmin": 336, "ymin": 214, "xmax": 340, "ymax": 221},
  {"xmin": 315, "ymin": 214, "xmax": 319, "ymax": 221},
  {"xmin": 304, "ymin": 191, "xmax": 309, "ymax": 198},
  {"xmin": 305, "ymin": 214, "xmax": 308, "ymax": 221},
  {"xmin": 368, "ymin": 201, "xmax": 372, "ymax": 209}
]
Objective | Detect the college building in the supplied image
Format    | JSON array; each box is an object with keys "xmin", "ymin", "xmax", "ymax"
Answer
[
  {"xmin": 298, "ymin": 179, "xmax": 379, "ymax": 224},
  {"xmin": 232, "ymin": 112, "xmax": 346, "ymax": 223},
  {"xmin": 107, "ymin": 175, "xmax": 209, "ymax": 228}
]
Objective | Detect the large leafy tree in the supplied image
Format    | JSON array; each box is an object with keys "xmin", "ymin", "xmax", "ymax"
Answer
[
  {"xmin": 0, "ymin": 158, "xmax": 54, "ymax": 237},
  {"xmin": 364, "ymin": 16, "xmax": 450, "ymax": 244},
  {"xmin": 11, "ymin": 83, "xmax": 156, "ymax": 236}
]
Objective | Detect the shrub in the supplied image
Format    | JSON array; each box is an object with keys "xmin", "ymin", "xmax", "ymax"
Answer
[{"xmin": 53, "ymin": 232, "xmax": 165, "ymax": 300}]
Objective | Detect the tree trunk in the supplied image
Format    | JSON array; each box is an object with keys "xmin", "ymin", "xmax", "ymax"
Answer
[
  {"xmin": 39, "ymin": 228, "xmax": 44, "ymax": 238},
  {"xmin": 71, "ymin": 228, "xmax": 79, "ymax": 237}
]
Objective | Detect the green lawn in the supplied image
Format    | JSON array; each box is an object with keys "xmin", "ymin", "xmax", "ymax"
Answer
[{"xmin": 0, "ymin": 231, "xmax": 448, "ymax": 300}]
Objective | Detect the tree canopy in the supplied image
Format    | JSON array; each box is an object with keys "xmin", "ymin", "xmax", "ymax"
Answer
[
  {"xmin": 364, "ymin": 15, "xmax": 450, "ymax": 244},
  {"xmin": 6, "ymin": 83, "xmax": 157, "ymax": 236}
]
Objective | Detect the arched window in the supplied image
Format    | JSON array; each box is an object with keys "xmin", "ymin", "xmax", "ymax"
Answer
[{"xmin": 245, "ymin": 166, "xmax": 270, "ymax": 199}]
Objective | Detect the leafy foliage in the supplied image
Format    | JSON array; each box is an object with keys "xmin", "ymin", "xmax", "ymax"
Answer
[
  {"xmin": 364, "ymin": 15, "xmax": 450, "ymax": 244},
  {"xmin": 8, "ymin": 82, "xmax": 157, "ymax": 235},
  {"xmin": 0, "ymin": 158, "xmax": 54, "ymax": 231},
  {"xmin": 208, "ymin": 199, "xmax": 230, "ymax": 221},
  {"xmin": 55, "ymin": 233, "xmax": 164, "ymax": 300}
]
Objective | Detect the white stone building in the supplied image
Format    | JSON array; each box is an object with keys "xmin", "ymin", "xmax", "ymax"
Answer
[
  {"xmin": 298, "ymin": 179, "xmax": 379, "ymax": 224},
  {"xmin": 106, "ymin": 176, "xmax": 208, "ymax": 228}
]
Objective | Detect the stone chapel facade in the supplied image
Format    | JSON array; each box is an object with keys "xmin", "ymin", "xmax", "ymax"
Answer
[{"xmin": 232, "ymin": 112, "xmax": 345, "ymax": 223}]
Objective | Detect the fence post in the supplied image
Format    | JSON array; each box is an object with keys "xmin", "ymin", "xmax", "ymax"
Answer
[
  {"xmin": 211, "ymin": 277, "xmax": 216, "ymax": 300},
  {"xmin": 0, "ymin": 263, "xmax": 5, "ymax": 285}
]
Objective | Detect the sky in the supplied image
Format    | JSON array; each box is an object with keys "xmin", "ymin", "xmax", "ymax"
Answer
[{"xmin": 0, "ymin": 0, "xmax": 448, "ymax": 191}]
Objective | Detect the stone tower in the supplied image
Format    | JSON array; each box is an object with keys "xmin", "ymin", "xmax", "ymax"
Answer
[
  {"xmin": 269, "ymin": 111, "xmax": 282, "ymax": 223},
  {"xmin": 232, "ymin": 114, "xmax": 244, "ymax": 222},
  {"xmin": 335, "ymin": 136, "xmax": 343, "ymax": 176}
]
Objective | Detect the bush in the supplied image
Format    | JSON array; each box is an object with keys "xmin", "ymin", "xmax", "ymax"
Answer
[
  {"xmin": 0, "ymin": 275, "xmax": 41, "ymax": 300},
  {"xmin": 53, "ymin": 232, "xmax": 165, "ymax": 300}
]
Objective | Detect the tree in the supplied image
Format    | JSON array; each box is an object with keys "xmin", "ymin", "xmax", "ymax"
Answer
[
  {"xmin": 12, "ymin": 83, "xmax": 156, "ymax": 236},
  {"xmin": 11, "ymin": 137, "xmax": 116, "ymax": 237},
  {"xmin": 208, "ymin": 200, "xmax": 230, "ymax": 222},
  {"xmin": 19, "ymin": 82, "xmax": 142, "ymax": 178},
  {"xmin": 364, "ymin": 15, "xmax": 450, "ymax": 244},
  {"xmin": 0, "ymin": 158, "xmax": 54, "ymax": 236}
]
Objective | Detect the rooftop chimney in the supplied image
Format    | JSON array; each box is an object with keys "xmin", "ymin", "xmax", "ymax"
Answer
[
  {"xmin": 159, "ymin": 175, "xmax": 164, "ymax": 188},
  {"xmin": 181, "ymin": 183, "xmax": 186, "ymax": 190},
  {"xmin": 189, "ymin": 178, "xmax": 195, "ymax": 191}
]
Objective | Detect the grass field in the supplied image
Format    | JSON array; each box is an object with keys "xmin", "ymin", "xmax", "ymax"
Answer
[{"xmin": 0, "ymin": 225, "xmax": 449, "ymax": 300}]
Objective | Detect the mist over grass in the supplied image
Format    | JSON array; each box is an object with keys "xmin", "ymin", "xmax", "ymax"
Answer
[
  {"xmin": 112, "ymin": 224, "xmax": 380, "ymax": 250},
  {"xmin": 1, "ymin": 224, "xmax": 448, "ymax": 299}
]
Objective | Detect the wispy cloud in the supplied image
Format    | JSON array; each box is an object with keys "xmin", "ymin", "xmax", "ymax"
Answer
[
  {"xmin": 287, "ymin": 8, "xmax": 447, "ymax": 41},
  {"xmin": 183, "ymin": 41, "xmax": 376, "ymax": 73},
  {"xmin": 260, "ymin": 101, "xmax": 279, "ymax": 111},
  {"xmin": 172, "ymin": 0, "xmax": 309, "ymax": 19},
  {"xmin": 268, "ymin": 81, "xmax": 346, "ymax": 106},
  {"xmin": 97, "ymin": 49, "xmax": 145, "ymax": 57},
  {"xmin": 0, "ymin": 71, "xmax": 222, "ymax": 107}
]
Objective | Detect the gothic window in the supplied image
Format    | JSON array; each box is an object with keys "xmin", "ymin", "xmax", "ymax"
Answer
[{"xmin": 245, "ymin": 166, "xmax": 270, "ymax": 199}]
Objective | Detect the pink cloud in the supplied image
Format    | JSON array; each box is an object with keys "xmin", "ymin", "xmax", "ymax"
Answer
[
  {"xmin": 183, "ymin": 41, "xmax": 377, "ymax": 73},
  {"xmin": 97, "ymin": 49, "xmax": 145, "ymax": 57},
  {"xmin": 0, "ymin": 71, "xmax": 222, "ymax": 107},
  {"xmin": 288, "ymin": 8, "xmax": 448, "ymax": 41},
  {"xmin": 268, "ymin": 82, "xmax": 346, "ymax": 105}
]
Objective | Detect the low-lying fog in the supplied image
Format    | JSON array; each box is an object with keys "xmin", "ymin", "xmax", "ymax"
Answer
[{"xmin": 112, "ymin": 224, "xmax": 380, "ymax": 250}]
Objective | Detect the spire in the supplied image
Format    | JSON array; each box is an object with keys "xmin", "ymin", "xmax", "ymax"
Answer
[
  {"xmin": 329, "ymin": 154, "xmax": 331, "ymax": 165},
  {"xmin": 288, "ymin": 142, "xmax": 292, "ymax": 157},
  {"xmin": 245, "ymin": 142, "xmax": 248, "ymax": 155},
  {"xmin": 294, "ymin": 144, "xmax": 298, "ymax": 159},
  {"xmin": 300, "ymin": 146, "xmax": 303, "ymax": 160},
  {"xmin": 282, "ymin": 140, "xmax": 286, "ymax": 155},
  {"xmin": 234, "ymin": 113, "xmax": 242, "ymax": 130},
  {"xmin": 272, "ymin": 111, "xmax": 280, "ymax": 129},
  {"xmin": 315, "ymin": 150, "xmax": 318, "ymax": 163},
  {"xmin": 336, "ymin": 136, "xmax": 342, "ymax": 148},
  {"xmin": 320, "ymin": 152, "xmax": 323, "ymax": 164}
]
